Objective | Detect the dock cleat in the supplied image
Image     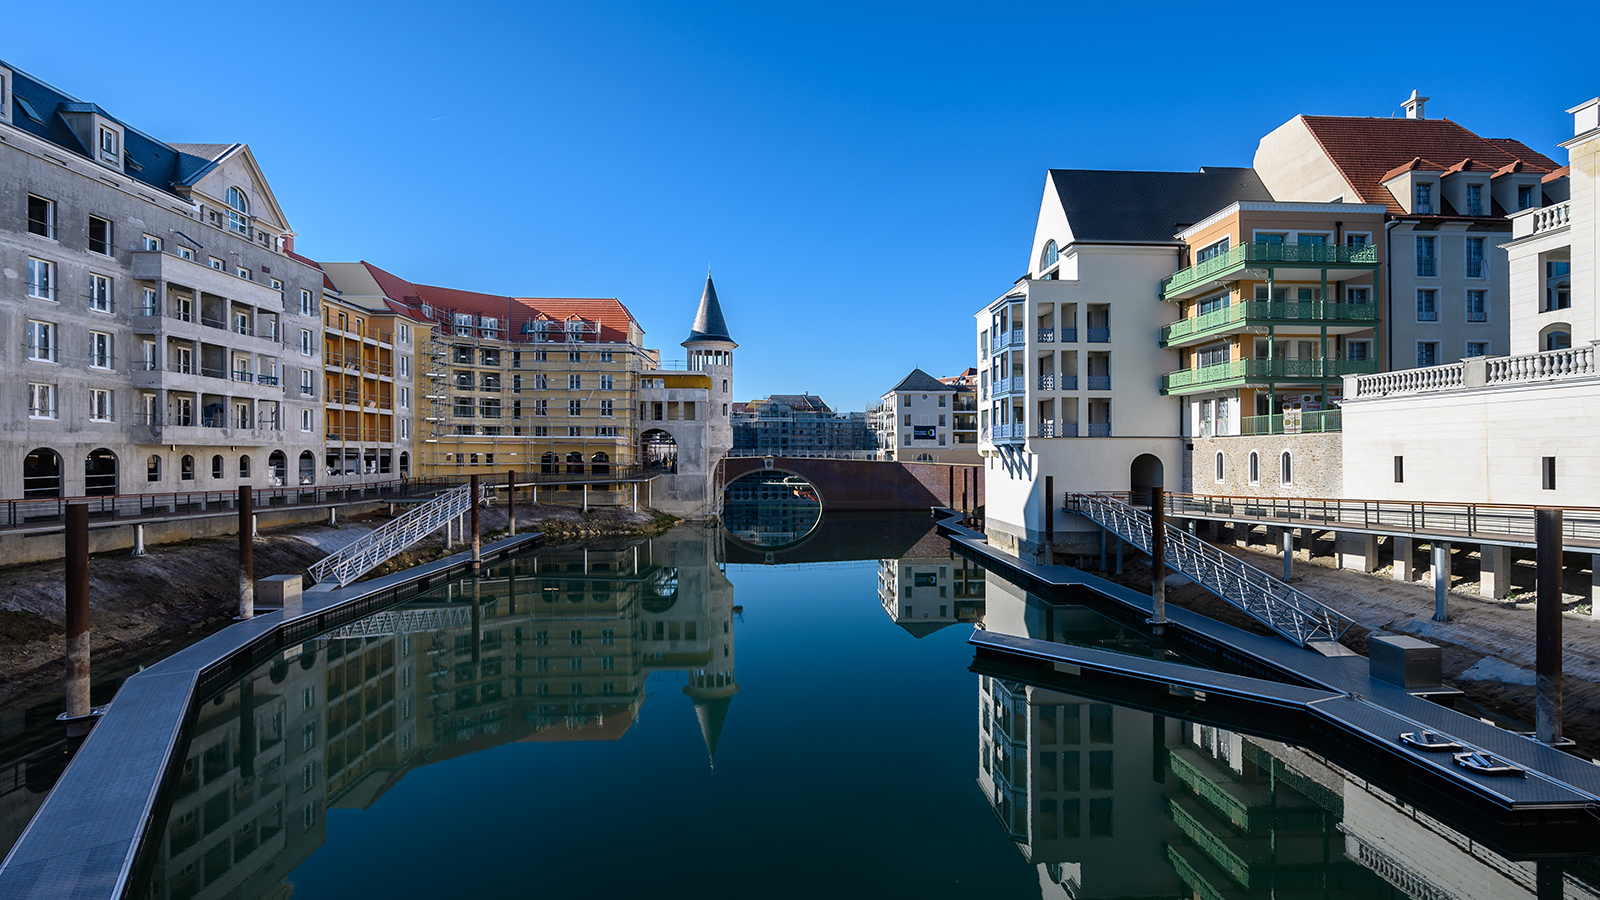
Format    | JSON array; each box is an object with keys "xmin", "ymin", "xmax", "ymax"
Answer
[
  {"xmin": 1400, "ymin": 730, "xmax": 1462, "ymax": 751},
  {"xmin": 1452, "ymin": 750, "xmax": 1526, "ymax": 776}
]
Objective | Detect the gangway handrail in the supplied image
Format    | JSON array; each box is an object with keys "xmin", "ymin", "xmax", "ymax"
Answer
[
  {"xmin": 308, "ymin": 481, "xmax": 491, "ymax": 587},
  {"xmin": 1068, "ymin": 492, "xmax": 1355, "ymax": 647}
]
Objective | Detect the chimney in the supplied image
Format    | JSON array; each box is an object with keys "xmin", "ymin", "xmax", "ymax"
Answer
[
  {"xmin": 1570, "ymin": 97, "xmax": 1600, "ymax": 136},
  {"xmin": 281, "ymin": 231, "xmax": 296, "ymax": 254},
  {"xmin": 1403, "ymin": 89, "xmax": 1430, "ymax": 120}
]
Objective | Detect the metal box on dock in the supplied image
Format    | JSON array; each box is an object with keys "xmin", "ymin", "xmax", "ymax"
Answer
[{"xmin": 1370, "ymin": 635, "xmax": 1441, "ymax": 689}]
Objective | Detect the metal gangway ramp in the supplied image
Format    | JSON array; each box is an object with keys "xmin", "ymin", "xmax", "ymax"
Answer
[
  {"xmin": 1069, "ymin": 492, "xmax": 1354, "ymax": 647},
  {"xmin": 308, "ymin": 480, "xmax": 490, "ymax": 588}
]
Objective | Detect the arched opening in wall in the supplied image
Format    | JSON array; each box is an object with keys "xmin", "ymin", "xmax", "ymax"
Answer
[
  {"xmin": 84, "ymin": 449, "xmax": 117, "ymax": 496},
  {"xmin": 1214, "ymin": 451, "xmax": 1225, "ymax": 482},
  {"xmin": 566, "ymin": 452, "xmax": 584, "ymax": 475},
  {"xmin": 915, "ymin": 453, "xmax": 936, "ymax": 462},
  {"xmin": 147, "ymin": 455, "xmax": 163, "ymax": 484},
  {"xmin": 540, "ymin": 452, "xmax": 558, "ymax": 475},
  {"xmin": 181, "ymin": 455, "xmax": 195, "ymax": 482},
  {"xmin": 1248, "ymin": 451, "xmax": 1260, "ymax": 484},
  {"xmin": 211, "ymin": 455, "xmax": 225, "ymax": 480},
  {"xmin": 1541, "ymin": 323, "xmax": 1573, "ymax": 352},
  {"xmin": 239, "ymin": 455, "xmax": 251, "ymax": 478},
  {"xmin": 590, "ymin": 452, "xmax": 610, "ymax": 476},
  {"xmin": 643, "ymin": 567, "xmax": 678, "ymax": 613},
  {"xmin": 268, "ymin": 451, "xmax": 287, "ymax": 487},
  {"xmin": 23, "ymin": 448, "xmax": 63, "ymax": 499},
  {"xmin": 640, "ymin": 429, "xmax": 678, "ymax": 473},
  {"xmin": 398, "ymin": 452, "xmax": 410, "ymax": 476},
  {"xmin": 1129, "ymin": 453, "xmax": 1163, "ymax": 505},
  {"xmin": 1280, "ymin": 451, "xmax": 1292, "ymax": 485},
  {"xmin": 298, "ymin": 451, "xmax": 316, "ymax": 485}
]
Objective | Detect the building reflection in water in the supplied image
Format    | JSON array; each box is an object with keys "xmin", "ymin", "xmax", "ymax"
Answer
[
  {"xmin": 721, "ymin": 470, "xmax": 822, "ymax": 547},
  {"xmin": 976, "ymin": 569, "xmax": 1600, "ymax": 900},
  {"xmin": 134, "ymin": 524, "xmax": 735, "ymax": 900},
  {"xmin": 878, "ymin": 527, "xmax": 986, "ymax": 640}
]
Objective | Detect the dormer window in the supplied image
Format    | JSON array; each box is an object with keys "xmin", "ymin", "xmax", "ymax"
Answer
[
  {"xmin": 1415, "ymin": 182, "xmax": 1433, "ymax": 215},
  {"xmin": 1466, "ymin": 184, "xmax": 1484, "ymax": 216},
  {"xmin": 1040, "ymin": 240, "xmax": 1059, "ymax": 272},
  {"xmin": 98, "ymin": 127, "xmax": 118, "ymax": 163},
  {"xmin": 1518, "ymin": 184, "xmax": 1536, "ymax": 211},
  {"xmin": 225, "ymin": 187, "xmax": 250, "ymax": 235}
]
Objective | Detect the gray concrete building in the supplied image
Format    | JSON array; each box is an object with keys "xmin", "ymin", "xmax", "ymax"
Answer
[
  {"xmin": 0, "ymin": 60, "xmax": 324, "ymax": 499},
  {"xmin": 731, "ymin": 393, "xmax": 872, "ymax": 457}
]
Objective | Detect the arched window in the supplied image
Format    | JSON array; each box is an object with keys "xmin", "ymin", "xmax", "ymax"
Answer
[
  {"xmin": 268, "ymin": 451, "xmax": 287, "ymax": 486},
  {"xmin": 22, "ymin": 448, "xmax": 63, "ymax": 499},
  {"xmin": 1214, "ymin": 451, "xmax": 1225, "ymax": 482},
  {"xmin": 212, "ymin": 454, "xmax": 225, "ymax": 479},
  {"xmin": 85, "ymin": 449, "xmax": 117, "ymax": 496},
  {"xmin": 541, "ymin": 452, "xmax": 558, "ymax": 475},
  {"xmin": 915, "ymin": 453, "xmax": 935, "ymax": 462},
  {"xmin": 590, "ymin": 452, "xmax": 610, "ymax": 476},
  {"xmin": 1040, "ymin": 240, "xmax": 1059, "ymax": 272},
  {"xmin": 147, "ymin": 454, "xmax": 162, "ymax": 483},
  {"xmin": 298, "ymin": 450, "xmax": 316, "ymax": 485},
  {"xmin": 1280, "ymin": 451, "xmax": 1292, "ymax": 484},
  {"xmin": 566, "ymin": 452, "xmax": 584, "ymax": 475},
  {"xmin": 399, "ymin": 451, "xmax": 410, "ymax": 475},
  {"xmin": 239, "ymin": 454, "xmax": 251, "ymax": 478},
  {"xmin": 1248, "ymin": 451, "xmax": 1259, "ymax": 484},
  {"xmin": 226, "ymin": 186, "xmax": 249, "ymax": 234},
  {"xmin": 181, "ymin": 455, "xmax": 195, "ymax": 481},
  {"xmin": 1544, "ymin": 326, "xmax": 1572, "ymax": 352}
]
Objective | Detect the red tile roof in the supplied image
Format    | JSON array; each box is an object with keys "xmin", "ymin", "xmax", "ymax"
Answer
[
  {"xmin": 1544, "ymin": 165, "xmax": 1571, "ymax": 183},
  {"xmin": 358, "ymin": 261, "xmax": 640, "ymax": 343},
  {"xmin": 1300, "ymin": 116, "xmax": 1561, "ymax": 214}
]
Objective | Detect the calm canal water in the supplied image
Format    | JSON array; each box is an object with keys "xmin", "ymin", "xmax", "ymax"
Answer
[{"xmin": 5, "ymin": 513, "xmax": 1599, "ymax": 898}]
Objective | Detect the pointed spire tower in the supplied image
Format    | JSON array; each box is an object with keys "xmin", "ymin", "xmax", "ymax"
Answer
[{"xmin": 683, "ymin": 273, "xmax": 736, "ymax": 501}]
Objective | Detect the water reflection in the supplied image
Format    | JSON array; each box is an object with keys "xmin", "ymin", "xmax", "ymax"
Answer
[
  {"xmin": 721, "ymin": 470, "xmax": 822, "ymax": 547},
  {"xmin": 878, "ymin": 528, "xmax": 987, "ymax": 639},
  {"xmin": 976, "ymin": 568, "xmax": 1600, "ymax": 899},
  {"xmin": 135, "ymin": 526, "xmax": 736, "ymax": 900}
]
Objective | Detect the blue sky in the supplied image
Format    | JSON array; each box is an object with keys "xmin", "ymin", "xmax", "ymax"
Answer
[{"xmin": 8, "ymin": 1, "xmax": 1597, "ymax": 410}]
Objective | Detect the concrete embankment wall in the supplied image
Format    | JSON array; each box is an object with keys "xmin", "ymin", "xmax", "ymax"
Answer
[{"xmin": 720, "ymin": 458, "xmax": 984, "ymax": 512}]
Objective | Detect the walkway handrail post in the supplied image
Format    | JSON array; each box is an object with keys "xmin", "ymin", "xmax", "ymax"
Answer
[
  {"xmin": 238, "ymin": 486, "xmax": 254, "ymax": 619},
  {"xmin": 1536, "ymin": 507, "xmax": 1564, "ymax": 745}
]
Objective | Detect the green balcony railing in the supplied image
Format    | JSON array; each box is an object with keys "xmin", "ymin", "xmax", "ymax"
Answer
[
  {"xmin": 1239, "ymin": 409, "xmax": 1342, "ymax": 435},
  {"xmin": 1161, "ymin": 301, "xmax": 1379, "ymax": 344},
  {"xmin": 1161, "ymin": 242, "xmax": 1380, "ymax": 298},
  {"xmin": 1161, "ymin": 358, "xmax": 1378, "ymax": 392}
]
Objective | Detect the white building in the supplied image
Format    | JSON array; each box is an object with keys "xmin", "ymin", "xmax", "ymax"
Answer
[{"xmin": 876, "ymin": 367, "xmax": 963, "ymax": 463}]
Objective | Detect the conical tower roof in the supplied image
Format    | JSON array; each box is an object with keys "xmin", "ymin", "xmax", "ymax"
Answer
[
  {"xmin": 693, "ymin": 695, "xmax": 733, "ymax": 762},
  {"xmin": 683, "ymin": 274, "xmax": 736, "ymax": 346}
]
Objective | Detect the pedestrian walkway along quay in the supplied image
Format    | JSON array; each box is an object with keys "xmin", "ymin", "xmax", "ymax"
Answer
[
  {"xmin": 934, "ymin": 508, "xmax": 1600, "ymax": 856},
  {"xmin": 0, "ymin": 532, "xmax": 543, "ymax": 900}
]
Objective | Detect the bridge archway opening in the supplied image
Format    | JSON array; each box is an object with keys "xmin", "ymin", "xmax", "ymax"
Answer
[
  {"xmin": 1130, "ymin": 453, "xmax": 1163, "ymax": 506},
  {"xmin": 641, "ymin": 429, "xmax": 677, "ymax": 473},
  {"xmin": 721, "ymin": 469, "xmax": 823, "ymax": 550}
]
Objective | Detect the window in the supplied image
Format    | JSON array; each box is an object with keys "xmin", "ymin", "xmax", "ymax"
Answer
[
  {"xmin": 147, "ymin": 455, "xmax": 161, "ymax": 482},
  {"xmin": 212, "ymin": 455, "xmax": 224, "ymax": 479},
  {"xmin": 28, "ymin": 383, "xmax": 57, "ymax": 419},
  {"xmin": 600, "ymin": 374, "xmax": 613, "ymax": 390},
  {"xmin": 535, "ymin": 374, "xmax": 548, "ymax": 390},
  {"xmin": 1040, "ymin": 239, "xmax": 1060, "ymax": 270},
  {"xmin": 399, "ymin": 419, "xmax": 409, "ymax": 439},
  {"xmin": 88, "ymin": 216, "xmax": 112, "ymax": 255},
  {"xmin": 27, "ymin": 257, "xmax": 55, "ymax": 300},
  {"xmin": 535, "ymin": 400, "xmax": 548, "ymax": 416},
  {"xmin": 1347, "ymin": 340, "xmax": 1371, "ymax": 361},
  {"xmin": 98, "ymin": 126, "xmax": 118, "ymax": 162},
  {"xmin": 1465, "ymin": 237, "xmax": 1485, "ymax": 278},
  {"xmin": 27, "ymin": 195, "xmax": 55, "ymax": 238},
  {"xmin": 89, "ymin": 274, "xmax": 113, "ymax": 313},
  {"xmin": 568, "ymin": 351, "xmax": 581, "ymax": 363},
  {"xmin": 270, "ymin": 278, "xmax": 283, "ymax": 296},
  {"xmin": 236, "ymin": 266, "xmax": 251, "ymax": 281},
  {"xmin": 568, "ymin": 400, "xmax": 582, "ymax": 417},
  {"xmin": 568, "ymin": 374, "xmax": 581, "ymax": 390},
  {"xmin": 600, "ymin": 350, "xmax": 613, "ymax": 362},
  {"xmin": 1394, "ymin": 456, "xmax": 1404, "ymax": 484},
  {"xmin": 208, "ymin": 257, "xmax": 224, "ymax": 271},
  {"xmin": 1416, "ymin": 342, "xmax": 1439, "ymax": 367},
  {"xmin": 1416, "ymin": 289, "xmax": 1438, "ymax": 322},
  {"xmin": 177, "ymin": 246, "xmax": 194, "ymax": 260},
  {"xmin": 89, "ymin": 331, "xmax": 113, "ymax": 369},
  {"xmin": 1346, "ymin": 286, "xmax": 1370, "ymax": 305},
  {"xmin": 600, "ymin": 399, "xmax": 614, "ymax": 417},
  {"xmin": 1195, "ymin": 238, "xmax": 1229, "ymax": 264},
  {"xmin": 399, "ymin": 387, "xmax": 410, "ymax": 409},
  {"xmin": 1466, "ymin": 183, "xmax": 1484, "ymax": 216},
  {"xmin": 226, "ymin": 186, "xmax": 250, "ymax": 234},
  {"xmin": 1416, "ymin": 236, "xmax": 1436, "ymax": 277},
  {"xmin": 1280, "ymin": 451, "xmax": 1292, "ymax": 484},
  {"xmin": 1518, "ymin": 184, "xmax": 1536, "ymax": 210},
  {"xmin": 1466, "ymin": 341, "xmax": 1489, "ymax": 358},
  {"xmin": 1543, "ymin": 457, "xmax": 1556, "ymax": 491},
  {"xmin": 1248, "ymin": 451, "xmax": 1259, "ymax": 484},
  {"xmin": 1346, "ymin": 232, "xmax": 1370, "ymax": 249},
  {"xmin": 300, "ymin": 409, "xmax": 313, "ymax": 432},
  {"xmin": 181, "ymin": 455, "xmax": 194, "ymax": 480},
  {"xmin": 27, "ymin": 320, "xmax": 56, "ymax": 362},
  {"xmin": 90, "ymin": 389, "xmax": 113, "ymax": 422},
  {"xmin": 399, "ymin": 355, "xmax": 410, "ymax": 377},
  {"xmin": 399, "ymin": 323, "xmax": 410, "ymax": 344},
  {"xmin": 300, "ymin": 329, "xmax": 313, "ymax": 356},
  {"xmin": 300, "ymin": 369, "xmax": 314, "ymax": 396},
  {"xmin": 1214, "ymin": 452, "xmax": 1224, "ymax": 482},
  {"xmin": 1415, "ymin": 182, "xmax": 1433, "ymax": 214},
  {"xmin": 139, "ymin": 288, "xmax": 156, "ymax": 316},
  {"xmin": 299, "ymin": 289, "xmax": 314, "ymax": 316},
  {"xmin": 1466, "ymin": 290, "xmax": 1487, "ymax": 323}
]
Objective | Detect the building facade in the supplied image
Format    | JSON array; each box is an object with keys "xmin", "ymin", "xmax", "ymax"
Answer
[
  {"xmin": 731, "ymin": 393, "xmax": 872, "ymax": 457},
  {"xmin": 1, "ymin": 60, "xmax": 325, "ymax": 499},
  {"xmin": 876, "ymin": 367, "xmax": 979, "ymax": 464}
]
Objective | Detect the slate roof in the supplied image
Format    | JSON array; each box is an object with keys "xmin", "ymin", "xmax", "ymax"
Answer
[
  {"xmin": 897, "ymin": 620, "xmax": 956, "ymax": 639},
  {"xmin": 891, "ymin": 367, "xmax": 953, "ymax": 393},
  {"xmin": 684, "ymin": 275, "xmax": 734, "ymax": 345},
  {"xmin": 1299, "ymin": 116, "xmax": 1561, "ymax": 214},
  {"xmin": 1048, "ymin": 166, "xmax": 1273, "ymax": 244}
]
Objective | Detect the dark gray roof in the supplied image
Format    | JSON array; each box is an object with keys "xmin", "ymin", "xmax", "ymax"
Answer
[
  {"xmin": 890, "ymin": 368, "xmax": 952, "ymax": 394},
  {"xmin": 1048, "ymin": 166, "xmax": 1272, "ymax": 244},
  {"xmin": 683, "ymin": 274, "xmax": 735, "ymax": 345},
  {"xmin": 897, "ymin": 620, "xmax": 955, "ymax": 639}
]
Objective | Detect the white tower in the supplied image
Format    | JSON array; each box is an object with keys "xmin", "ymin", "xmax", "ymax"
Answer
[{"xmin": 683, "ymin": 274, "xmax": 736, "ymax": 498}]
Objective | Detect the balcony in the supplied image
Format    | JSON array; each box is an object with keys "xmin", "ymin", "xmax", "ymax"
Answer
[
  {"xmin": 131, "ymin": 250, "xmax": 283, "ymax": 308},
  {"xmin": 1059, "ymin": 327, "xmax": 1077, "ymax": 343},
  {"xmin": 1037, "ymin": 327, "xmax": 1055, "ymax": 343},
  {"xmin": 1161, "ymin": 241, "xmax": 1380, "ymax": 301},
  {"xmin": 1237, "ymin": 409, "xmax": 1342, "ymax": 435},
  {"xmin": 1511, "ymin": 201, "xmax": 1571, "ymax": 240},
  {"xmin": 1035, "ymin": 422, "xmax": 1078, "ymax": 438},
  {"xmin": 1086, "ymin": 327, "xmax": 1109, "ymax": 343},
  {"xmin": 1086, "ymin": 422, "xmax": 1111, "ymax": 436},
  {"xmin": 1161, "ymin": 358, "xmax": 1378, "ymax": 394},
  {"xmin": 988, "ymin": 423, "xmax": 1026, "ymax": 444},
  {"xmin": 1160, "ymin": 300, "xmax": 1380, "ymax": 347},
  {"xmin": 1087, "ymin": 375, "xmax": 1111, "ymax": 391},
  {"xmin": 1037, "ymin": 374, "xmax": 1054, "ymax": 390}
]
